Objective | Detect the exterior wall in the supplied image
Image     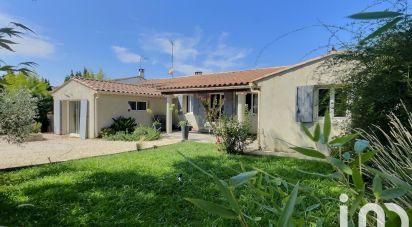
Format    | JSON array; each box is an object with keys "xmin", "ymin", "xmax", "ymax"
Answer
[
  {"xmin": 96, "ymin": 94, "xmax": 166, "ymax": 133},
  {"xmin": 257, "ymin": 59, "xmax": 347, "ymax": 153},
  {"xmin": 52, "ymin": 80, "xmax": 96, "ymax": 138}
]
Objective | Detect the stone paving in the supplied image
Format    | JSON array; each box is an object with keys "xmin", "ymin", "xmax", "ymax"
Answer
[{"xmin": 0, "ymin": 132, "xmax": 215, "ymax": 169}]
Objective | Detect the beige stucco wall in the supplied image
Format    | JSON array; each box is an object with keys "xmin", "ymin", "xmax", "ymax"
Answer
[
  {"xmin": 52, "ymin": 80, "xmax": 96, "ymax": 138},
  {"xmin": 256, "ymin": 58, "xmax": 348, "ymax": 153},
  {"xmin": 53, "ymin": 80, "xmax": 167, "ymax": 138},
  {"xmin": 96, "ymin": 94, "xmax": 166, "ymax": 134}
]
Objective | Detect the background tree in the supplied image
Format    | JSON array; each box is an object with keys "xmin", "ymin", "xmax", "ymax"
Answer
[
  {"xmin": 333, "ymin": 8, "xmax": 412, "ymax": 140},
  {"xmin": 1, "ymin": 72, "xmax": 53, "ymax": 132},
  {"xmin": 64, "ymin": 67, "xmax": 109, "ymax": 81}
]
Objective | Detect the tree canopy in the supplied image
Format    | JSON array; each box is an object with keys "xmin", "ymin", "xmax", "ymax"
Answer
[
  {"xmin": 64, "ymin": 67, "xmax": 109, "ymax": 81},
  {"xmin": 336, "ymin": 19, "xmax": 412, "ymax": 138}
]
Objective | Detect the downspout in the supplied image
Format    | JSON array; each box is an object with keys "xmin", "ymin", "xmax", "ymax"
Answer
[
  {"xmin": 94, "ymin": 93, "xmax": 99, "ymax": 138},
  {"xmin": 249, "ymin": 83, "xmax": 262, "ymax": 150}
]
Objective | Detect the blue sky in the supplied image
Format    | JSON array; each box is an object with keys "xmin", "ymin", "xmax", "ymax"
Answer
[{"xmin": 0, "ymin": 0, "xmax": 406, "ymax": 85}]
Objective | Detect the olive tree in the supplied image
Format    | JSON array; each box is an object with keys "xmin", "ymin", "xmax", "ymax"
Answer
[{"xmin": 0, "ymin": 89, "xmax": 38, "ymax": 144}]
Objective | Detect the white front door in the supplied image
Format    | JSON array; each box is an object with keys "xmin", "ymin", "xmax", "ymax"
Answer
[{"xmin": 69, "ymin": 101, "xmax": 81, "ymax": 134}]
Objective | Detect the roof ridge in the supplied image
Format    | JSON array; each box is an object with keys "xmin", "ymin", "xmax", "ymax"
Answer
[
  {"xmin": 72, "ymin": 76, "xmax": 146, "ymax": 87},
  {"xmin": 142, "ymin": 66, "xmax": 287, "ymax": 83}
]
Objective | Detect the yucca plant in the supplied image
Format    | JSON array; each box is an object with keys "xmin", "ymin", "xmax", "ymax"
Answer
[{"xmin": 110, "ymin": 116, "xmax": 137, "ymax": 133}]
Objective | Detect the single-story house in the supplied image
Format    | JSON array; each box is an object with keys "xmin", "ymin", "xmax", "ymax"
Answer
[{"xmin": 52, "ymin": 52, "xmax": 347, "ymax": 152}]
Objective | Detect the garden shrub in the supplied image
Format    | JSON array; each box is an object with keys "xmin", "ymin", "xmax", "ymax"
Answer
[
  {"xmin": 31, "ymin": 122, "xmax": 42, "ymax": 134},
  {"xmin": 103, "ymin": 131, "xmax": 139, "ymax": 141},
  {"xmin": 103, "ymin": 125, "xmax": 161, "ymax": 141},
  {"xmin": 0, "ymin": 89, "xmax": 38, "ymax": 144},
  {"xmin": 110, "ymin": 116, "xmax": 137, "ymax": 133},
  {"xmin": 98, "ymin": 127, "xmax": 115, "ymax": 138},
  {"xmin": 133, "ymin": 126, "xmax": 161, "ymax": 141},
  {"xmin": 214, "ymin": 116, "xmax": 253, "ymax": 154},
  {"xmin": 334, "ymin": 22, "xmax": 412, "ymax": 140}
]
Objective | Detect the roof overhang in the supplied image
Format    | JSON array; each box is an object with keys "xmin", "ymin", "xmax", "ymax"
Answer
[
  {"xmin": 95, "ymin": 91, "xmax": 163, "ymax": 98},
  {"xmin": 160, "ymin": 85, "xmax": 251, "ymax": 95}
]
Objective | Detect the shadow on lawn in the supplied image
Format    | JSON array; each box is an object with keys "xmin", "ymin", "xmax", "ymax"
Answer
[{"xmin": 0, "ymin": 152, "xmax": 339, "ymax": 226}]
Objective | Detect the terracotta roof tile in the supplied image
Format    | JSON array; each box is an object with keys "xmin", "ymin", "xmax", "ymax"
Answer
[
  {"xmin": 140, "ymin": 67, "xmax": 287, "ymax": 91},
  {"xmin": 70, "ymin": 67, "xmax": 288, "ymax": 95},
  {"xmin": 72, "ymin": 77, "xmax": 161, "ymax": 96}
]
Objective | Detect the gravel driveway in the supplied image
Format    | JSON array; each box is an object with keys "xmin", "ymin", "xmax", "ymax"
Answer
[{"xmin": 0, "ymin": 133, "xmax": 214, "ymax": 170}]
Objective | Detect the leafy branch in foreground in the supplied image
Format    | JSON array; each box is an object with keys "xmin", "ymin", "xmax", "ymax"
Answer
[
  {"xmin": 292, "ymin": 111, "xmax": 412, "ymax": 226},
  {"xmin": 178, "ymin": 151, "xmax": 323, "ymax": 226},
  {"xmin": 0, "ymin": 22, "xmax": 37, "ymax": 76},
  {"xmin": 348, "ymin": 10, "xmax": 410, "ymax": 44}
]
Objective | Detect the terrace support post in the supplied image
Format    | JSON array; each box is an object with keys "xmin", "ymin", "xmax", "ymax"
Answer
[
  {"xmin": 237, "ymin": 92, "xmax": 246, "ymax": 123},
  {"xmin": 166, "ymin": 95, "xmax": 173, "ymax": 134}
]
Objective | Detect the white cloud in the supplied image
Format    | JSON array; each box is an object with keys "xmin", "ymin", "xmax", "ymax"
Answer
[
  {"xmin": 0, "ymin": 12, "xmax": 56, "ymax": 58},
  {"xmin": 112, "ymin": 46, "xmax": 141, "ymax": 63},
  {"xmin": 203, "ymin": 33, "xmax": 250, "ymax": 69},
  {"xmin": 138, "ymin": 29, "xmax": 248, "ymax": 75}
]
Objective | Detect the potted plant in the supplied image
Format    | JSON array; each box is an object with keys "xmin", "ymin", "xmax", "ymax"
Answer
[{"xmin": 178, "ymin": 120, "xmax": 191, "ymax": 140}]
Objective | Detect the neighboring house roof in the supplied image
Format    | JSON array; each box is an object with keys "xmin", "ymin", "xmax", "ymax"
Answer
[
  {"xmin": 62, "ymin": 77, "xmax": 161, "ymax": 96},
  {"xmin": 111, "ymin": 76, "xmax": 145, "ymax": 85},
  {"xmin": 140, "ymin": 67, "xmax": 287, "ymax": 91}
]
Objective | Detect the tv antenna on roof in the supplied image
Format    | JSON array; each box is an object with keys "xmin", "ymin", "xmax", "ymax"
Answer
[
  {"xmin": 138, "ymin": 56, "xmax": 146, "ymax": 69},
  {"xmin": 168, "ymin": 39, "xmax": 174, "ymax": 78}
]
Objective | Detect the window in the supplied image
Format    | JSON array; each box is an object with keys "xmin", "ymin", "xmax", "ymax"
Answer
[
  {"xmin": 318, "ymin": 89, "xmax": 330, "ymax": 117},
  {"xmin": 316, "ymin": 87, "xmax": 347, "ymax": 118},
  {"xmin": 209, "ymin": 93, "xmax": 224, "ymax": 116},
  {"xmin": 185, "ymin": 95, "xmax": 193, "ymax": 113},
  {"xmin": 334, "ymin": 88, "xmax": 347, "ymax": 117},
  {"xmin": 128, "ymin": 101, "xmax": 147, "ymax": 111},
  {"xmin": 246, "ymin": 93, "xmax": 258, "ymax": 114}
]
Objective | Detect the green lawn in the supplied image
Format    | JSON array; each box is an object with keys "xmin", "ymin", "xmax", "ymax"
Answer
[{"xmin": 0, "ymin": 142, "xmax": 343, "ymax": 226}]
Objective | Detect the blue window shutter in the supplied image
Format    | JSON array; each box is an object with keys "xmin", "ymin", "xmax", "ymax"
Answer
[
  {"xmin": 53, "ymin": 100, "xmax": 61, "ymax": 134},
  {"xmin": 80, "ymin": 99, "xmax": 88, "ymax": 139},
  {"xmin": 296, "ymin": 86, "xmax": 314, "ymax": 122}
]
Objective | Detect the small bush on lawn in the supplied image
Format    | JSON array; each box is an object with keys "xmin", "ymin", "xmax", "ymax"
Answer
[
  {"xmin": 134, "ymin": 126, "xmax": 161, "ymax": 141},
  {"xmin": 0, "ymin": 89, "xmax": 38, "ymax": 144},
  {"xmin": 214, "ymin": 116, "xmax": 254, "ymax": 154},
  {"xmin": 103, "ymin": 125, "xmax": 161, "ymax": 141},
  {"xmin": 103, "ymin": 131, "xmax": 138, "ymax": 141}
]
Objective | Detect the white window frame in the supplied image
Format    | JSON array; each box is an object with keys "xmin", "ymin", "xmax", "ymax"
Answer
[
  {"xmin": 246, "ymin": 93, "xmax": 258, "ymax": 114},
  {"xmin": 314, "ymin": 86, "xmax": 347, "ymax": 121},
  {"xmin": 185, "ymin": 95, "xmax": 193, "ymax": 113},
  {"xmin": 128, "ymin": 101, "xmax": 147, "ymax": 111},
  {"xmin": 209, "ymin": 93, "xmax": 224, "ymax": 108}
]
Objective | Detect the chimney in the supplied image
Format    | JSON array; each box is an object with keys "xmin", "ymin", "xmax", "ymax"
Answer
[
  {"xmin": 138, "ymin": 68, "xmax": 145, "ymax": 78},
  {"xmin": 194, "ymin": 71, "xmax": 202, "ymax": 76}
]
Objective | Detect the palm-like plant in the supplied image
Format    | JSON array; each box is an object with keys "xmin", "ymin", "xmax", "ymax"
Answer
[
  {"xmin": 110, "ymin": 116, "xmax": 137, "ymax": 133},
  {"xmin": 0, "ymin": 22, "xmax": 37, "ymax": 76}
]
